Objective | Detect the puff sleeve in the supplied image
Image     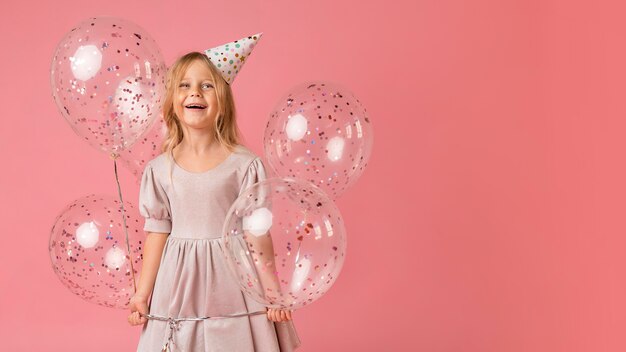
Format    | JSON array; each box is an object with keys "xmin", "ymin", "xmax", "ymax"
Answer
[
  {"xmin": 238, "ymin": 157, "xmax": 268, "ymax": 197},
  {"xmin": 139, "ymin": 163, "xmax": 172, "ymax": 234}
]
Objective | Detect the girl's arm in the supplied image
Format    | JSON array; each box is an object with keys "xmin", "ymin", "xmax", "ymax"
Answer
[
  {"xmin": 135, "ymin": 232, "xmax": 168, "ymax": 297},
  {"xmin": 244, "ymin": 231, "xmax": 290, "ymax": 299},
  {"xmin": 245, "ymin": 232, "xmax": 294, "ymax": 322},
  {"xmin": 245, "ymin": 231, "xmax": 282, "ymax": 298},
  {"xmin": 128, "ymin": 232, "xmax": 168, "ymax": 326}
]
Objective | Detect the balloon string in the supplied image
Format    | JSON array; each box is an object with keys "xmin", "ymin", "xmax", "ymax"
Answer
[
  {"xmin": 139, "ymin": 310, "xmax": 267, "ymax": 352},
  {"xmin": 113, "ymin": 157, "xmax": 138, "ymax": 294}
]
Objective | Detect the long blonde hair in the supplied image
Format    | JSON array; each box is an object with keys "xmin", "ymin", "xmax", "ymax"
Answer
[{"xmin": 161, "ymin": 52, "xmax": 244, "ymax": 185}]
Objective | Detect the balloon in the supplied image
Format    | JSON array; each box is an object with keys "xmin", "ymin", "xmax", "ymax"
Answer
[
  {"xmin": 222, "ymin": 178, "xmax": 347, "ymax": 310},
  {"xmin": 50, "ymin": 17, "xmax": 166, "ymax": 156},
  {"xmin": 117, "ymin": 115, "xmax": 168, "ymax": 184},
  {"xmin": 264, "ymin": 81, "xmax": 374, "ymax": 199},
  {"xmin": 48, "ymin": 194, "xmax": 144, "ymax": 309}
]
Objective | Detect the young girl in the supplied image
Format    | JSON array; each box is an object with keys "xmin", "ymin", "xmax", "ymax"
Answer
[{"xmin": 126, "ymin": 36, "xmax": 301, "ymax": 351}]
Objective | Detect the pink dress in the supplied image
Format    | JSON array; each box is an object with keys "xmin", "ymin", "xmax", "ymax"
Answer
[{"xmin": 136, "ymin": 145, "xmax": 301, "ymax": 351}]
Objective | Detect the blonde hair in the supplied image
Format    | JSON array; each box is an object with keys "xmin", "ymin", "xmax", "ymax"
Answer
[{"xmin": 160, "ymin": 52, "xmax": 244, "ymax": 186}]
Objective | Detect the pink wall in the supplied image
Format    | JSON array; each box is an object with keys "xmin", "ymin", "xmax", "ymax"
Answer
[{"xmin": 1, "ymin": 0, "xmax": 625, "ymax": 350}]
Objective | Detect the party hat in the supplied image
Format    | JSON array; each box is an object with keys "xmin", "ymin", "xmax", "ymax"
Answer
[{"xmin": 204, "ymin": 32, "xmax": 263, "ymax": 84}]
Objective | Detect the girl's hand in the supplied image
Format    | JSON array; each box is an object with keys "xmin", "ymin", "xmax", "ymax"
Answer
[
  {"xmin": 128, "ymin": 294, "xmax": 149, "ymax": 326},
  {"xmin": 266, "ymin": 308, "xmax": 292, "ymax": 322}
]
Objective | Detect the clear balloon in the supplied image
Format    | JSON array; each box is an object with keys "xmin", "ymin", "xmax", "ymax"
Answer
[
  {"xmin": 222, "ymin": 178, "xmax": 347, "ymax": 310},
  {"xmin": 118, "ymin": 115, "xmax": 168, "ymax": 184},
  {"xmin": 264, "ymin": 81, "xmax": 374, "ymax": 199},
  {"xmin": 50, "ymin": 17, "xmax": 167, "ymax": 156},
  {"xmin": 48, "ymin": 194, "xmax": 144, "ymax": 309}
]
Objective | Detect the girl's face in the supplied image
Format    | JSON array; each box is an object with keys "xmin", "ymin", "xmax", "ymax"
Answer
[{"xmin": 173, "ymin": 59, "xmax": 219, "ymax": 129}]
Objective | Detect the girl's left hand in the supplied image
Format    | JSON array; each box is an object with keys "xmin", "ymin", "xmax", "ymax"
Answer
[{"xmin": 266, "ymin": 308, "xmax": 292, "ymax": 322}]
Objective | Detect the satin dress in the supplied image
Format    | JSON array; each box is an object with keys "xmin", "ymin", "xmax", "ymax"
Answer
[{"xmin": 136, "ymin": 145, "xmax": 301, "ymax": 351}]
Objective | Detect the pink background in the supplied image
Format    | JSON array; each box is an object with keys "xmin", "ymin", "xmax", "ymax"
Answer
[{"xmin": 1, "ymin": 0, "xmax": 625, "ymax": 350}]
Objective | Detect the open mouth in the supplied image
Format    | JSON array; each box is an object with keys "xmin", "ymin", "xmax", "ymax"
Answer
[{"xmin": 185, "ymin": 104, "xmax": 207, "ymax": 110}]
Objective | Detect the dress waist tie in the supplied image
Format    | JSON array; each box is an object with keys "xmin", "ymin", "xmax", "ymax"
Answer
[{"xmin": 141, "ymin": 311, "xmax": 267, "ymax": 352}]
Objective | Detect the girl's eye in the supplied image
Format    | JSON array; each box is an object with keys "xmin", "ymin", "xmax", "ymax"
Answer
[{"xmin": 178, "ymin": 83, "xmax": 211, "ymax": 89}]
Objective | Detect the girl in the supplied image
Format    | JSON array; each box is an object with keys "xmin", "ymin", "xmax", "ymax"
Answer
[{"xmin": 127, "ymin": 35, "xmax": 301, "ymax": 351}]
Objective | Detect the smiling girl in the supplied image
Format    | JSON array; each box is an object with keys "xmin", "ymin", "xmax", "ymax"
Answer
[{"xmin": 126, "ymin": 34, "xmax": 301, "ymax": 351}]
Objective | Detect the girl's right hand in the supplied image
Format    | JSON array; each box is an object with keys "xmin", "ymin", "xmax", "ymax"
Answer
[{"xmin": 127, "ymin": 294, "xmax": 149, "ymax": 326}]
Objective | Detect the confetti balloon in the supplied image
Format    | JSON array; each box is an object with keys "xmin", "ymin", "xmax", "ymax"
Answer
[
  {"xmin": 222, "ymin": 178, "xmax": 347, "ymax": 310},
  {"xmin": 118, "ymin": 115, "xmax": 168, "ymax": 184},
  {"xmin": 264, "ymin": 81, "xmax": 374, "ymax": 199},
  {"xmin": 48, "ymin": 194, "xmax": 144, "ymax": 309},
  {"xmin": 50, "ymin": 17, "xmax": 167, "ymax": 157}
]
